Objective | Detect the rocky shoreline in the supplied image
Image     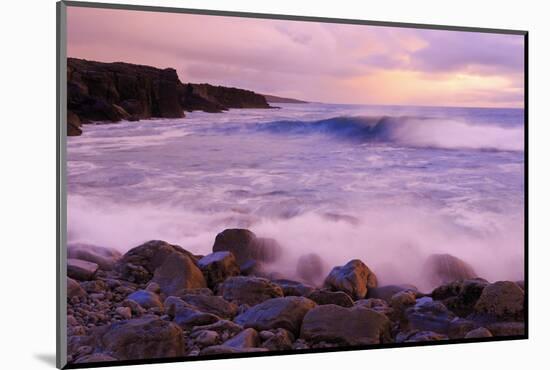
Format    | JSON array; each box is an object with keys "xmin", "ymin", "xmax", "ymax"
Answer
[
  {"xmin": 66, "ymin": 58, "xmax": 273, "ymax": 136},
  {"xmin": 66, "ymin": 229, "xmax": 525, "ymax": 364}
]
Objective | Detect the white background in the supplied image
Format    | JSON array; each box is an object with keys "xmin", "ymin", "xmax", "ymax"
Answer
[{"xmin": 0, "ymin": 0, "xmax": 547, "ymax": 368}]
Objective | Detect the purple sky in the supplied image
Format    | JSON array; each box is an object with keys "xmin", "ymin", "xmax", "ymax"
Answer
[{"xmin": 67, "ymin": 7, "xmax": 524, "ymax": 108}]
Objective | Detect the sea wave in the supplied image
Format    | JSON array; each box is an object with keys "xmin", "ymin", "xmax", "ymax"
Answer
[{"xmin": 252, "ymin": 116, "xmax": 524, "ymax": 151}]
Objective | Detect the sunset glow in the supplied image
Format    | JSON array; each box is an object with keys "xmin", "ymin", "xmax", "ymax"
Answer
[{"xmin": 67, "ymin": 7, "xmax": 524, "ymax": 108}]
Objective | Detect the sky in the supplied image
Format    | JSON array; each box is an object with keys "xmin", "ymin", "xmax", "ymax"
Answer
[{"xmin": 67, "ymin": 7, "xmax": 525, "ymax": 108}]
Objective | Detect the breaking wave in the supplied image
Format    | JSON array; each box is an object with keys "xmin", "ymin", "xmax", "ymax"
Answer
[{"xmin": 253, "ymin": 116, "xmax": 524, "ymax": 151}]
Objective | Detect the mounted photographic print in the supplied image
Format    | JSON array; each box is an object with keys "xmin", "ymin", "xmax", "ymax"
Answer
[{"xmin": 56, "ymin": 1, "xmax": 527, "ymax": 368}]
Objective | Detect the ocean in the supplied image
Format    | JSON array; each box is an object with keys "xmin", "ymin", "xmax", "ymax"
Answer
[{"xmin": 67, "ymin": 103, "xmax": 525, "ymax": 290}]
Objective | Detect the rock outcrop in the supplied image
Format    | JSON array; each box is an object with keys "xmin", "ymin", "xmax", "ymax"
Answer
[{"xmin": 66, "ymin": 58, "xmax": 271, "ymax": 135}]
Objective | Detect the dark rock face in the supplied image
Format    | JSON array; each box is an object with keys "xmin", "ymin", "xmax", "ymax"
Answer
[
  {"xmin": 323, "ymin": 259, "xmax": 378, "ymax": 300},
  {"xmin": 306, "ymin": 289, "xmax": 354, "ymax": 307},
  {"xmin": 218, "ymin": 276, "xmax": 284, "ymax": 306},
  {"xmin": 474, "ymin": 281, "xmax": 524, "ymax": 321},
  {"xmin": 235, "ymin": 296, "xmax": 316, "ymax": 336},
  {"xmin": 67, "ymin": 58, "xmax": 271, "ymax": 135},
  {"xmin": 424, "ymin": 254, "xmax": 477, "ymax": 286},
  {"xmin": 198, "ymin": 251, "xmax": 240, "ymax": 288},
  {"xmin": 300, "ymin": 305, "xmax": 392, "ymax": 345},
  {"xmin": 68, "ymin": 244, "xmax": 121, "ymax": 271},
  {"xmin": 96, "ymin": 316, "xmax": 185, "ymax": 360},
  {"xmin": 296, "ymin": 253, "xmax": 325, "ymax": 284}
]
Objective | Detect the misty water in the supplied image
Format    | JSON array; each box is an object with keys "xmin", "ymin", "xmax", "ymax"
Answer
[{"xmin": 67, "ymin": 103, "xmax": 525, "ymax": 290}]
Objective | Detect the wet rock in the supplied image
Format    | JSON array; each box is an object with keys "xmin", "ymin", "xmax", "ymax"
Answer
[
  {"xmin": 145, "ymin": 282, "xmax": 161, "ymax": 294},
  {"xmin": 296, "ymin": 253, "xmax": 325, "ymax": 284},
  {"xmin": 67, "ymin": 110, "xmax": 82, "ymax": 136},
  {"xmin": 126, "ymin": 290, "xmax": 163, "ymax": 310},
  {"xmin": 396, "ymin": 330, "xmax": 449, "ymax": 343},
  {"xmin": 193, "ymin": 330, "xmax": 220, "ymax": 347},
  {"xmin": 67, "ymin": 277, "xmax": 87, "ymax": 299},
  {"xmin": 97, "ymin": 316, "xmax": 185, "ymax": 360},
  {"xmin": 198, "ymin": 251, "xmax": 240, "ymax": 288},
  {"xmin": 306, "ymin": 289, "xmax": 354, "ymax": 307},
  {"xmin": 180, "ymin": 294, "xmax": 238, "ymax": 319},
  {"xmin": 301, "ymin": 305, "xmax": 392, "ymax": 345},
  {"xmin": 485, "ymin": 322, "xmax": 525, "ymax": 336},
  {"xmin": 74, "ymin": 353, "xmax": 117, "ymax": 363},
  {"xmin": 68, "ymin": 244, "xmax": 121, "ymax": 271},
  {"xmin": 323, "ymin": 259, "xmax": 377, "ymax": 299},
  {"xmin": 219, "ymin": 276, "xmax": 283, "ymax": 306},
  {"xmin": 171, "ymin": 302, "xmax": 220, "ymax": 330},
  {"xmin": 474, "ymin": 281, "xmax": 524, "ymax": 321},
  {"xmin": 367, "ymin": 284, "xmax": 418, "ymax": 303},
  {"xmin": 121, "ymin": 299, "xmax": 146, "ymax": 316},
  {"xmin": 424, "ymin": 254, "xmax": 477, "ymax": 286},
  {"xmin": 115, "ymin": 307, "xmax": 132, "ymax": 320},
  {"xmin": 240, "ymin": 259, "xmax": 264, "ymax": 276},
  {"xmin": 200, "ymin": 345, "xmax": 267, "ymax": 355},
  {"xmin": 68, "ymin": 259, "xmax": 99, "ymax": 281},
  {"xmin": 192, "ymin": 319, "xmax": 243, "ymax": 336},
  {"xmin": 151, "ymin": 253, "xmax": 207, "ymax": 297},
  {"xmin": 254, "ymin": 237, "xmax": 283, "ymax": 263},
  {"xmin": 223, "ymin": 328, "xmax": 260, "ymax": 348},
  {"xmin": 235, "ymin": 296, "xmax": 316, "ymax": 335},
  {"xmin": 403, "ymin": 297, "xmax": 456, "ymax": 335},
  {"xmin": 262, "ymin": 328, "xmax": 294, "ymax": 351},
  {"xmin": 448, "ymin": 318, "xmax": 477, "ymax": 339},
  {"xmin": 354, "ymin": 298, "xmax": 393, "ymax": 316},
  {"xmin": 117, "ymin": 240, "xmax": 197, "ymax": 283},
  {"xmin": 465, "ymin": 327, "xmax": 493, "ymax": 338},
  {"xmin": 212, "ymin": 229, "xmax": 258, "ymax": 265},
  {"xmin": 273, "ymin": 279, "xmax": 315, "ymax": 297},
  {"xmin": 432, "ymin": 278, "xmax": 489, "ymax": 317}
]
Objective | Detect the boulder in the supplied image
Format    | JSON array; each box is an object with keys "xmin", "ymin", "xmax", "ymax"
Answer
[
  {"xmin": 301, "ymin": 305, "xmax": 392, "ymax": 345},
  {"xmin": 212, "ymin": 229, "xmax": 281, "ymax": 265},
  {"xmin": 403, "ymin": 297, "xmax": 456, "ymax": 335},
  {"xmin": 192, "ymin": 320, "xmax": 243, "ymax": 336},
  {"xmin": 219, "ymin": 276, "xmax": 283, "ymax": 306},
  {"xmin": 198, "ymin": 251, "xmax": 240, "ymax": 288},
  {"xmin": 173, "ymin": 305, "xmax": 220, "ymax": 330},
  {"xmin": 306, "ymin": 289, "xmax": 354, "ymax": 307},
  {"xmin": 273, "ymin": 279, "xmax": 315, "ymax": 297},
  {"xmin": 448, "ymin": 318, "xmax": 477, "ymax": 339},
  {"xmin": 67, "ymin": 277, "xmax": 87, "ymax": 299},
  {"xmin": 68, "ymin": 244, "xmax": 121, "ymax": 270},
  {"xmin": 464, "ymin": 327, "xmax": 493, "ymax": 338},
  {"xmin": 126, "ymin": 290, "xmax": 163, "ymax": 310},
  {"xmin": 193, "ymin": 330, "xmax": 220, "ymax": 347},
  {"xmin": 424, "ymin": 254, "xmax": 477, "ymax": 286},
  {"xmin": 223, "ymin": 328, "xmax": 260, "ymax": 348},
  {"xmin": 235, "ymin": 296, "xmax": 316, "ymax": 336},
  {"xmin": 262, "ymin": 328, "xmax": 294, "ymax": 351},
  {"xmin": 212, "ymin": 229, "xmax": 257, "ymax": 265},
  {"xmin": 431, "ymin": 278, "xmax": 489, "ymax": 317},
  {"xmin": 97, "ymin": 316, "xmax": 185, "ymax": 360},
  {"xmin": 367, "ymin": 284, "xmax": 418, "ymax": 303},
  {"xmin": 115, "ymin": 307, "xmax": 132, "ymax": 320},
  {"xmin": 296, "ymin": 253, "xmax": 325, "ymax": 284},
  {"xmin": 474, "ymin": 281, "xmax": 524, "ymax": 321},
  {"xmin": 67, "ymin": 258, "xmax": 99, "ymax": 281},
  {"xmin": 180, "ymin": 294, "xmax": 238, "ymax": 319},
  {"xmin": 354, "ymin": 298, "xmax": 393, "ymax": 316},
  {"xmin": 151, "ymin": 253, "xmax": 207, "ymax": 297},
  {"xmin": 323, "ymin": 259, "xmax": 377, "ymax": 299}
]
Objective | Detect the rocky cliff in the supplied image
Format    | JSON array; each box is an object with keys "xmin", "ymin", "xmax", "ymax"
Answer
[{"xmin": 66, "ymin": 58, "xmax": 271, "ymax": 136}]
